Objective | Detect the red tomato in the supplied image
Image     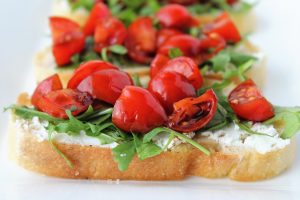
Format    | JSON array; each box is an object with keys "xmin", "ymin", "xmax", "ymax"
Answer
[
  {"xmin": 203, "ymin": 12, "xmax": 241, "ymax": 43},
  {"xmin": 77, "ymin": 69, "xmax": 133, "ymax": 104},
  {"xmin": 156, "ymin": 4, "xmax": 199, "ymax": 30},
  {"xmin": 67, "ymin": 61, "xmax": 119, "ymax": 89},
  {"xmin": 199, "ymin": 33, "xmax": 226, "ymax": 61},
  {"xmin": 159, "ymin": 57, "xmax": 203, "ymax": 90},
  {"xmin": 83, "ymin": 2, "xmax": 111, "ymax": 36},
  {"xmin": 31, "ymin": 74, "xmax": 63, "ymax": 109},
  {"xmin": 156, "ymin": 28, "xmax": 183, "ymax": 47},
  {"xmin": 228, "ymin": 80, "xmax": 274, "ymax": 122},
  {"xmin": 36, "ymin": 89, "xmax": 93, "ymax": 119},
  {"xmin": 167, "ymin": 89, "xmax": 218, "ymax": 132},
  {"xmin": 167, "ymin": 0, "xmax": 198, "ymax": 5},
  {"xmin": 94, "ymin": 17, "xmax": 127, "ymax": 52},
  {"xmin": 227, "ymin": 0, "xmax": 238, "ymax": 5},
  {"xmin": 112, "ymin": 86, "xmax": 167, "ymax": 133},
  {"xmin": 148, "ymin": 71, "xmax": 196, "ymax": 114},
  {"xmin": 158, "ymin": 34, "xmax": 202, "ymax": 65},
  {"xmin": 49, "ymin": 17, "xmax": 85, "ymax": 66},
  {"xmin": 125, "ymin": 17, "xmax": 157, "ymax": 64},
  {"xmin": 150, "ymin": 54, "xmax": 170, "ymax": 78}
]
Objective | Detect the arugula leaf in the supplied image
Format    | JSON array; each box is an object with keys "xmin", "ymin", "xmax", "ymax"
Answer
[
  {"xmin": 131, "ymin": 74, "xmax": 143, "ymax": 87},
  {"xmin": 108, "ymin": 45, "xmax": 128, "ymax": 55},
  {"xmin": 133, "ymin": 134, "xmax": 162, "ymax": 160},
  {"xmin": 168, "ymin": 48, "xmax": 183, "ymax": 59},
  {"xmin": 112, "ymin": 140, "xmax": 136, "ymax": 171},
  {"xmin": 210, "ymin": 51, "xmax": 231, "ymax": 72},
  {"xmin": 68, "ymin": 0, "xmax": 94, "ymax": 11}
]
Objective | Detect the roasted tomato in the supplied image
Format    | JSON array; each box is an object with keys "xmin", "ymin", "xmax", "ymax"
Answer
[
  {"xmin": 67, "ymin": 61, "xmax": 119, "ymax": 89},
  {"xmin": 228, "ymin": 80, "xmax": 274, "ymax": 121},
  {"xmin": 77, "ymin": 69, "xmax": 133, "ymax": 104},
  {"xmin": 49, "ymin": 17, "xmax": 85, "ymax": 66},
  {"xmin": 199, "ymin": 33, "xmax": 226, "ymax": 61},
  {"xmin": 148, "ymin": 71, "xmax": 196, "ymax": 114},
  {"xmin": 156, "ymin": 4, "xmax": 198, "ymax": 30},
  {"xmin": 83, "ymin": 2, "xmax": 111, "ymax": 36},
  {"xmin": 158, "ymin": 57, "xmax": 203, "ymax": 90},
  {"xmin": 156, "ymin": 28, "xmax": 183, "ymax": 47},
  {"xmin": 227, "ymin": 0, "xmax": 238, "ymax": 5},
  {"xmin": 150, "ymin": 54, "xmax": 170, "ymax": 78},
  {"xmin": 167, "ymin": 89, "xmax": 218, "ymax": 132},
  {"xmin": 158, "ymin": 35, "xmax": 202, "ymax": 65},
  {"xmin": 112, "ymin": 86, "xmax": 167, "ymax": 133},
  {"xmin": 94, "ymin": 17, "xmax": 127, "ymax": 52},
  {"xmin": 31, "ymin": 74, "xmax": 63, "ymax": 108},
  {"xmin": 203, "ymin": 12, "xmax": 241, "ymax": 43},
  {"xmin": 36, "ymin": 89, "xmax": 93, "ymax": 119},
  {"xmin": 125, "ymin": 17, "xmax": 157, "ymax": 64}
]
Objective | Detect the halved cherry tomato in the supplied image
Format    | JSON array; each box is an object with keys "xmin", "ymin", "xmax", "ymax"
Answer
[
  {"xmin": 31, "ymin": 74, "xmax": 63, "ymax": 108},
  {"xmin": 156, "ymin": 28, "xmax": 183, "ymax": 47},
  {"xmin": 112, "ymin": 86, "xmax": 167, "ymax": 133},
  {"xmin": 228, "ymin": 80, "xmax": 274, "ymax": 122},
  {"xmin": 158, "ymin": 34, "xmax": 202, "ymax": 65},
  {"xmin": 150, "ymin": 54, "xmax": 170, "ymax": 78},
  {"xmin": 203, "ymin": 12, "xmax": 241, "ymax": 43},
  {"xmin": 158, "ymin": 56, "xmax": 203, "ymax": 90},
  {"xmin": 36, "ymin": 89, "xmax": 93, "ymax": 119},
  {"xmin": 125, "ymin": 17, "xmax": 157, "ymax": 64},
  {"xmin": 199, "ymin": 33, "xmax": 226, "ymax": 61},
  {"xmin": 49, "ymin": 17, "xmax": 85, "ymax": 66},
  {"xmin": 83, "ymin": 2, "xmax": 111, "ymax": 36},
  {"xmin": 67, "ymin": 61, "xmax": 119, "ymax": 89},
  {"xmin": 77, "ymin": 69, "xmax": 133, "ymax": 104},
  {"xmin": 167, "ymin": 89, "xmax": 218, "ymax": 132},
  {"xmin": 94, "ymin": 17, "xmax": 127, "ymax": 52},
  {"xmin": 227, "ymin": 0, "xmax": 238, "ymax": 5},
  {"xmin": 156, "ymin": 4, "xmax": 199, "ymax": 30},
  {"xmin": 148, "ymin": 71, "xmax": 196, "ymax": 114}
]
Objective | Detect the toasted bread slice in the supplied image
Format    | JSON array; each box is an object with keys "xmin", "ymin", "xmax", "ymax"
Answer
[{"xmin": 8, "ymin": 94, "xmax": 295, "ymax": 181}]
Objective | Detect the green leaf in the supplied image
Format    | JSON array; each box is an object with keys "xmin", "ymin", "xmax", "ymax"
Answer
[
  {"xmin": 133, "ymin": 134, "xmax": 162, "ymax": 160},
  {"xmin": 210, "ymin": 51, "xmax": 231, "ymax": 72},
  {"xmin": 54, "ymin": 110, "xmax": 86, "ymax": 135},
  {"xmin": 168, "ymin": 48, "xmax": 183, "ymax": 59},
  {"xmin": 68, "ymin": 0, "xmax": 94, "ymax": 11},
  {"xmin": 229, "ymin": 52, "xmax": 256, "ymax": 66},
  {"xmin": 108, "ymin": 45, "xmax": 128, "ymax": 55},
  {"xmin": 112, "ymin": 140, "xmax": 136, "ymax": 171},
  {"xmin": 131, "ymin": 74, "xmax": 142, "ymax": 87},
  {"xmin": 101, "ymin": 47, "xmax": 109, "ymax": 61}
]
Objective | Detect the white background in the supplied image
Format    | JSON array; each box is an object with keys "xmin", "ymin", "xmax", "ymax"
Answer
[{"xmin": 0, "ymin": 0, "xmax": 300, "ymax": 199}]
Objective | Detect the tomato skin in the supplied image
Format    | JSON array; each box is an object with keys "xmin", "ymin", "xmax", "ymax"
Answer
[
  {"xmin": 77, "ymin": 69, "xmax": 133, "ymax": 104},
  {"xmin": 31, "ymin": 74, "xmax": 63, "ymax": 109},
  {"xmin": 199, "ymin": 33, "xmax": 226, "ymax": 61},
  {"xmin": 158, "ymin": 35, "xmax": 202, "ymax": 65},
  {"xmin": 36, "ymin": 89, "xmax": 93, "ymax": 119},
  {"xmin": 203, "ymin": 12, "xmax": 241, "ymax": 43},
  {"xmin": 159, "ymin": 56, "xmax": 203, "ymax": 90},
  {"xmin": 112, "ymin": 86, "xmax": 167, "ymax": 133},
  {"xmin": 227, "ymin": 0, "xmax": 238, "ymax": 5},
  {"xmin": 83, "ymin": 2, "xmax": 111, "ymax": 36},
  {"xmin": 94, "ymin": 17, "xmax": 127, "ymax": 52},
  {"xmin": 156, "ymin": 4, "xmax": 198, "ymax": 30},
  {"xmin": 228, "ymin": 80, "xmax": 275, "ymax": 122},
  {"xmin": 156, "ymin": 28, "xmax": 183, "ymax": 47},
  {"xmin": 125, "ymin": 17, "xmax": 157, "ymax": 64},
  {"xmin": 167, "ymin": 89, "xmax": 218, "ymax": 132},
  {"xmin": 67, "ymin": 61, "xmax": 119, "ymax": 89},
  {"xmin": 150, "ymin": 54, "xmax": 170, "ymax": 78},
  {"xmin": 49, "ymin": 17, "xmax": 85, "ymax": 66},
  {"xmin": 148, "ymin": 71, "xmax": 196, "ymax": 114}
]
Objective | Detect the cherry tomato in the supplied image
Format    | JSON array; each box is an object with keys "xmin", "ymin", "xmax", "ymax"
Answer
[
  {"xmin": 83, "ymin": 2, "xmax": 111, "ymax": 36},
  {"xmin": 77, "ymin": 69, "xmax": 133, "ymax": 104},
  {"xmin": 203, "ymin": 12, "xmax": 241, "ymax": 43},
  {"xmin": 36, "ymin": 89, "xmax": 93, "ymax": 119},
  {"xmin": 150, "ymin": 54, "xmax": 170, "ymax": 78},
  {"xmin": 112, "ymin": 86, "xmax": 167, "ymax": 133},
  {"xmin": 167, "ymin": 89, "xmax": 218, "ymax": 132},
  {"xmin": 228, "ymin": 80, "xmax": 274, "ymax": 122},
  {"xmin": 156, "ymin": 28, "xmax": 183, "ymax": 47},
  {"xmin": 227, "ymin": 0, "xmax": 238, "ymax": 5},
  {"xmin": 199, "ymin": 33, "xmax": 226, "ymax": 61},
  {"xmin": 94, "ymin": 17, "xmax": 127, "ymax": 52},
  {"xmin": 67, "ymin": 61, "xmax": 119, "ymax": 89},
  {"xmin": 125, "ymin": 17, "xmax": 157, "ymax": 64},
  {"xmin": 167, "ymin": 0, "xmax": 198, "ymax": 5},
  {"xmin": 159, "ymin": 57, "xmax": 203, "ymax": 90},
  {"xmin": 148, "ymin": 71, "xmax": 196, "ymax": 114},
  {"xmin": 31, "ymin": 74, "xmax": 63, "ymax": 109},
  {"xmin": 156, "ymin": 4, "xmax": 199, "ymax": 30},
  {"xmin": 158, "ymin": 34, "xmax": 202, "ymax": 65},
  {"xmin": 49, "ymin": 17, "xmax": 85, "ymax": 66}
]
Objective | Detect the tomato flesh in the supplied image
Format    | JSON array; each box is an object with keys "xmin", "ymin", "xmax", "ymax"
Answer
[
  {"xmin": 199, "ymin": 33, "xmax": 226, "ymax": 61},
  {"xmin": 148, "ymin": 71, "xmax": 196, "ymax": 114},
  {"xmin": 150, "ymin": 54, "xmax": 170, "ymax": 78},
  {"xmin": 228, "ymin": 79, "xmax": 274, "ymax": 122},
  {"xmin": 112, "ymin": 86, "xmax": 167, "ymax": 133},
  {"xmin": 36, "ymin": 89, "xmax": 93, "ymax": 119},
  {"xmin": 156, "ymin": 28, "xmax": 183, "ymax": 47},
  {"xmin": 167, "ymin": 89, "xmax": 218, "ymax": 132},
  {"xmin": 31, "ymin": 74, "xmax": 63, "ymax": 109}
]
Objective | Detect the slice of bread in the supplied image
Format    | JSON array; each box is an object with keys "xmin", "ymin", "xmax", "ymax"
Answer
[{"xmin": 8, "ymin": 94, "xmax": 296, "ymax": 181}]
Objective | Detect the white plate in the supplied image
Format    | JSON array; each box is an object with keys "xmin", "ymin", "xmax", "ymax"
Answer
[{"xmin": 0, "ymin": 0, "xmax": 300, "ymax": 199}]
